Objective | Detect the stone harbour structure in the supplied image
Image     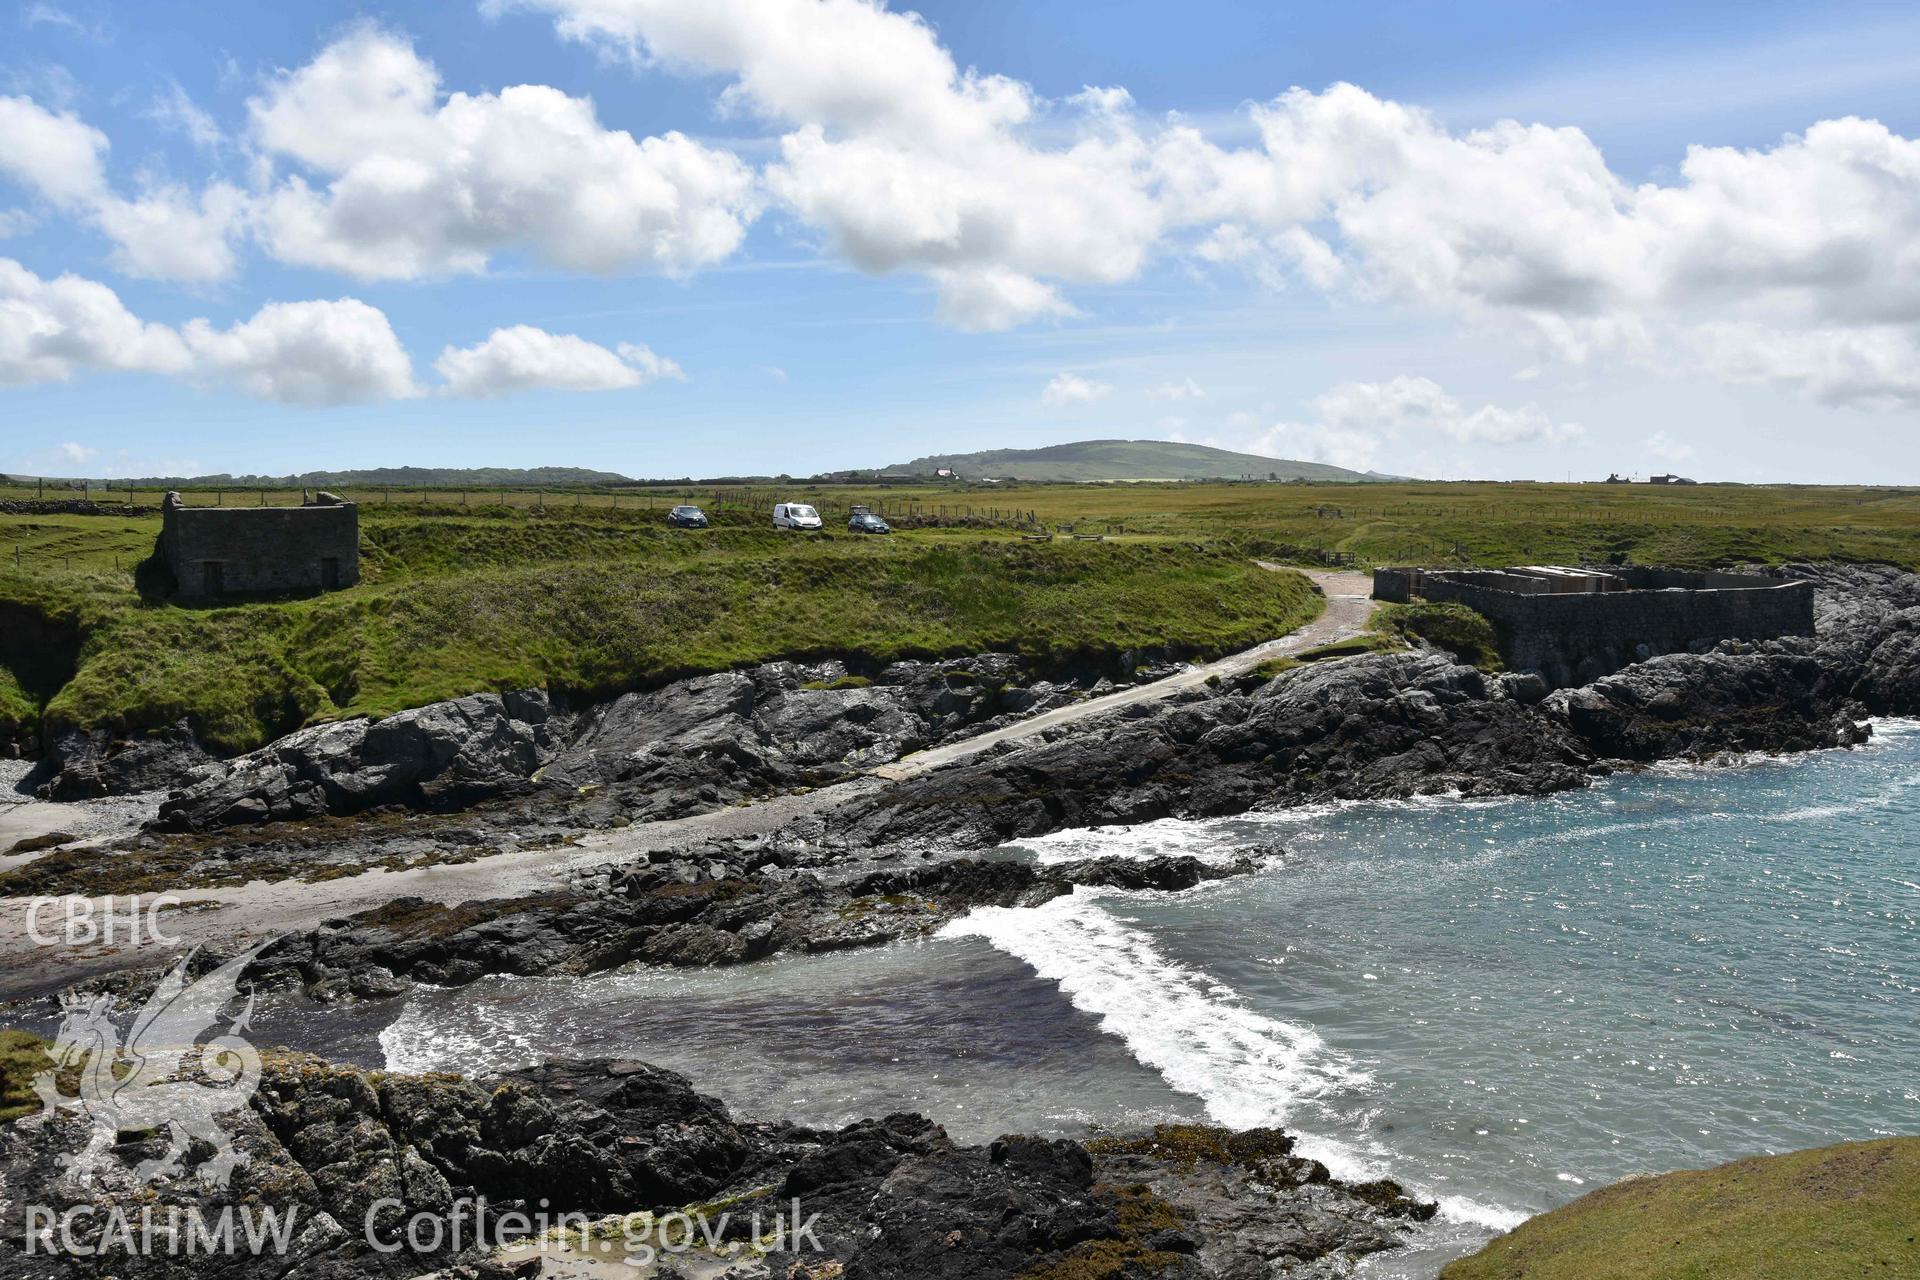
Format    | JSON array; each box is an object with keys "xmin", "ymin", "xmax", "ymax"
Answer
[
  {"xmin": 1374, "ymin": 564, "xmax": 1815, "ymax": 688},
  {"xmin": 158, "ymin": 490, "xmax": 360, "ymax": 598}
]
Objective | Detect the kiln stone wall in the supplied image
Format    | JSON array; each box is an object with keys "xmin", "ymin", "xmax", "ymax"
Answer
[
  {"xmin": 1372, "ymin": 566, "xmax": 1814, "ymax": 687},
  {"xmin": 160, "ymin": 492, "xmax": 360, "ymax": 597}
]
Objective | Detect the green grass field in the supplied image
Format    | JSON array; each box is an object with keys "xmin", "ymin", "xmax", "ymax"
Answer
[
  {"xmin": 12, "ymin": 477, "xmax": 1920, "ymax": 569},
  {"xmin": 6, "ymin": 476, "xmax": 1920, "ymax": 751},
  {"xmin": 1441, "ymin": 1139, "xmax": 1920, "ymax": 1280}
]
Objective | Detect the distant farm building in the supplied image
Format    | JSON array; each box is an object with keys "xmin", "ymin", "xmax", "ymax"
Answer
[
  {"xmin": 1374, "ymin": 564, "xmax": 1813, "ymax": 688},
  {"xmin": 159, "ymin": 490, "xmax": 359, "ymax": 598},
  {"xmin": 1601, "ymin": 472, "xmax": 1698, "ymax": 485}
]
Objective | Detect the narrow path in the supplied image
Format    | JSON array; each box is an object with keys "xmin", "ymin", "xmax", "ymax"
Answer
[
  {"xmin": 0, "ymin": 568, "xmax": 1375, "ymax": 995},
  {"xmin": 870, "ymin": 568, "xmax": 1373, "ymax": 779}
]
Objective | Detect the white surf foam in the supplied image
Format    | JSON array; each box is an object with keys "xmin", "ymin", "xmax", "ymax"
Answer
[
  {"xmin": 1011, "ymin": 817, "xmax": 1243, "ymax": 865},
  {"xmin": 1435, "ymin": 1195, "xmax": 1530, "ymax": 1233},
  {"xmin": 380, "ymin": 985, "xmax": 547, "ymax": 1074},
  {"xmin": 942, "ymin": 891, "xmax": 1543, "ymax": 1230},
  {"xmin": 939, "ymin": 894, "xmax": 1381, "ymax": 1175}
]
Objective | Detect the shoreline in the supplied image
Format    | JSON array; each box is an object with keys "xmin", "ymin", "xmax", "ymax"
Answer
[{"xmin": 5, "ymin": 561, "xmax": 1920, "ymax": 1278}]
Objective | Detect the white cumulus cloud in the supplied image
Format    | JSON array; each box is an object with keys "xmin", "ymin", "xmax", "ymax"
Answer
[
  {"xmin": 504, "ymin": 0, "xmax": 1163, "ymax": 328},
  {"xmin": 1041, "ymin": 372, "xmax": 1111, "ymax": 407},
  {"xmin": 502, "ymin": 3, "xmax": 1920, "ymax": 403},
  {"xmin": 181, "ymin": 298, "xmax": 417, "ymax": 405},
  {"xmin": 1313, "ymin": 375, "xmax": 1582, "ymax": 446},
  {"xmin": 249, "ymin": 26, "xmax": 760, "ymax": 281},
  {"xmin": 1251, "ymin": 422, "xmax": 1382, "ymax": 473},
  {"xmin": 0, "ymin": 257, "xmax": 411, "ymax": 403},
  {"xmin": 1643, "ymin": 431, "xmax": 1697, "ymax": 464},
  {"xmin": 0, "ymin": 94, "xmax": 245, "ymax": 281},
  {"xmin": 1149, "ymin": 377, "xmax": 1206, "ymax": 401},
  {"xmin": 1243, "ymin": 375, "xmax": 1581, "ymax": 475},
  {"xmin": 435, "ymin": 325, "xmax": 683, "ymax": 397},
  {"xmin": 5, "ymin": 6, "xmax": 1920, "ymax": 417},
  {"xmin": 0, "ymin": 256, "xmax": 191, "ymax": 383}
]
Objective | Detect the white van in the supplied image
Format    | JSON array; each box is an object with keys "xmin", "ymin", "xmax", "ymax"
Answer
[{"xmin": 772, "ymin": 502, "xmax": 823, "ymax": 530}]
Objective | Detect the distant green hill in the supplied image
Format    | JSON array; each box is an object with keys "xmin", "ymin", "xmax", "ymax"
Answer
[
  {"xmin": 110, "ymin": 466, "xmax": 637, "ymax": 489},
  {"xmin": 891, "ymin": 439, "xmax": 1394, "ymax": 483}
]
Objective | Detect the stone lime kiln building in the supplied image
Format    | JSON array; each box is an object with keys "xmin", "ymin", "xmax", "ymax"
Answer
[
  {"xmin": 158, "ymin": 490, "xmax": 360, "ymax": 598},
  {"xmin": 1374, "ymin": 564, "xmax": 1814, "ymax": 689}
]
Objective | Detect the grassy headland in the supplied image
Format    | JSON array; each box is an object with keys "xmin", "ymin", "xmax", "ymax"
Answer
[
  {"xmin": 7, "ymin": 476, "xmax": 1920, "ymax": 753},
  {"xmin": 1442, "ymin": 1139, "xmax": 1920, "ymax": 1280},
  {"xmin": 0, "ymin": 512, "xmax": 1322, "ymax": 751}
]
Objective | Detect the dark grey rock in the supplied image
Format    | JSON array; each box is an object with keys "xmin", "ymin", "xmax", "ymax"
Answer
[
  {"xmin": 154, "ymin": 692, "xmax": 552, "ymax": 830},
  {"xmin": 38, "ymin": 720, "xmax": 217, "ymax": 800},
  {"xmin": 0, "ymin": 1055, "xmax": 1431, "ymax": 1280}
]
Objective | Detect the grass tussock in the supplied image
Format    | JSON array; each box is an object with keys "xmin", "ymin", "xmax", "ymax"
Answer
[
  {"xmin": 0, "ymin": 1031, "xmax": 51, "ymax": 1124},
  {"xmin": 1370, "ymin": 601, "xmax": 1504, "ymax": 671},
  {"xmin": 1441, "ymin": 1138, "xmax": 1920, "ymax": 1280}
]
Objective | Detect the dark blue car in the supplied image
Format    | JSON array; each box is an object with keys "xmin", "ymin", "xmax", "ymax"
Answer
[{"xmin": 667, "ymin": 504, "xmax": 709, "ymax": 528}]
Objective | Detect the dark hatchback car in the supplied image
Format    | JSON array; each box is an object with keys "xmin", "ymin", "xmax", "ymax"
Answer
[
  {"xmin": 848, "ymin": 507, "xmax": 892, "ymax": 534},
  {"xmin": 667, "ymin": 504, "xmax": 709, "ymax": 528}
]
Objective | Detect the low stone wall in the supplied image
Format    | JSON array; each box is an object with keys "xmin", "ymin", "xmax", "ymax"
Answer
[{"xmin": 1373, "ymin": 566, "xmax": 1815, "ymax": 687}]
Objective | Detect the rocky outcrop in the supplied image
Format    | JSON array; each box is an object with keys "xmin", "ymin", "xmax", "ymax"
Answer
[
  {"xmin": 1550, "ymin": 647, "xmax": 1868, "ymax": 761},
  {"xmin": 148, "ymin": 653, "xmax": 1122, "ymax": 832},
  {"xmin": 121, "ymin": 561, "xmax": 1920, "ymax": 839},
  {"xmin": 809, "ymin": 651, "xmax": 1600, "ymax": 850},
  {"xmin": 1778, "ymin": 561, "xmax": 1920, "ymax": 714},
  {"xmin": 36, "ymin": 721, "xmax": 218, "ymax": 800},
  {"xmin": 536, "ymin": 653, "xmax": 1097, "ymax": 817},
  {"xmin": 795, "ymin": 634, "xmax": 1883, "ymax": 851},
  {"xmin": 231, "ymin": 853, "xmax": 1256, "ymax": 1001},
  {"xmin": 0, "ymin": 1054, "xmax": 1434, "ymax": 1280},
  {"xmin": 153, "ymin": 691, "xmax": 558, "ymax": 831}
]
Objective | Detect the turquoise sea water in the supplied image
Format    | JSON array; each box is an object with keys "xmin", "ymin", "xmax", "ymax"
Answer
[{"xmin": 379, "ymin": 722, "xmax": 1920, "ymax": 1274}]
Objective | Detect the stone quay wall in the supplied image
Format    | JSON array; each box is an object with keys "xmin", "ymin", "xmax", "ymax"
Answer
[{"xmin": 1372, "ymin": 566, "xmax": 1815, "ymax": 687}]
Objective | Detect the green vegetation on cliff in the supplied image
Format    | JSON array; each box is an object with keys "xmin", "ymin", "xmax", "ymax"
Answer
[
  {"xmin": 10, "ymin": 474, "xmax": 1920, "ymax": 753},
  {"xmin": 1442, "ymin": 1139, "xmax": 1920, "ymax": 1280},
  {"xmin": 1371, "ymin": 601, "xmax": 1503, "ymax": 671},
  {"xmin": 0, "ymin": 1032, "xmax": 51, "ymax": 1123},
  {"xmin": 0, "ymin": 522, "xmax": 1322, "ymax": 753}
]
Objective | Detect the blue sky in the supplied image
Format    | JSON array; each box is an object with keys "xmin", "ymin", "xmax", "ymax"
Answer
[{"xmin": 2, "ymin": 0, "xmax": 1918, "ymax": 482}]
